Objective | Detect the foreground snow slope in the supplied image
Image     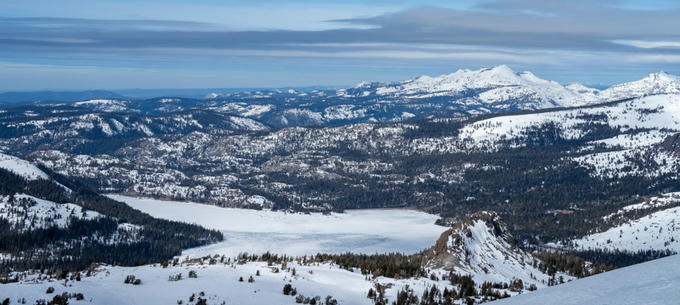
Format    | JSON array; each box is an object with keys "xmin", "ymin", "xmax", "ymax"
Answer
[
  {"xmin": 489, "ymin": 254, "xmax": 680, "ymax": 305},
  {"xmin": 109, "ymin": 195, "xmax": 447, "ymax": 256},
  {"xmin": 0, "ymin": 254, "xmax": 525, "ymax": 305},
  {"xmin": 0, "ymin": 260, "xmax": 379, "ymax": 305}
]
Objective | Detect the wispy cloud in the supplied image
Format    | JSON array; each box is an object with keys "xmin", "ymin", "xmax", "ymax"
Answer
[
  {"xmin": 2, "ymin": 2, "xmax": 679, "ymax": 55},
  {"xmin": 613, "ymin": 40, "xmax": 680, "ymax": 49}
]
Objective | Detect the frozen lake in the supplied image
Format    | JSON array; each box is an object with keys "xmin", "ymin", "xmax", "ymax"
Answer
[{"xmin": 108, "ymin": 195, "xmax": 447, "ymax": 257}]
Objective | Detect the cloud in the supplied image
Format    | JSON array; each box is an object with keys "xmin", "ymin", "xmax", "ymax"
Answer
[
  {"xmin": 612, "ymin": 40, "xmax": 680, "ymax": 49},
  {"xmin": 1, "ymin": 1, "xmax": 679, "ymax": 56},
  {"xmin": 0, "ymin": 0, "xmax": 679, "ymax": 88}
]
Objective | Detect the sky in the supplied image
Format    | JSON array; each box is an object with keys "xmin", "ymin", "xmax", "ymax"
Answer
[{"xmin": 1, "ymin": 0, "xmax": 680, "ymax": 90}]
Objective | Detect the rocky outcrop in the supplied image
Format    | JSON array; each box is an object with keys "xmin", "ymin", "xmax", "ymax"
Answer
[{"xmin": 424, "ymin": 211, "xmax": 559, "ymax": 286}]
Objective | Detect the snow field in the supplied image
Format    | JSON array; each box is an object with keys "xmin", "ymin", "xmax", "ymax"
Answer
[{"xmin": 0, "ymin": 153, "xmax": 49, "ymax": 181}]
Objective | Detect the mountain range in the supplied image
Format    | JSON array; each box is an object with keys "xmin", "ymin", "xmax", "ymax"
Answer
[{"xmin": 3, "ymin": 66, "xmax": 680, "ymax": 128}]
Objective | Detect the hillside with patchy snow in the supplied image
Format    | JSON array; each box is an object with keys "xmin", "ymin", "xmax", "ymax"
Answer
[
  {"xmin": 1, "ymin": 194, "xmax": 102, "ymax": 231},
  {"xmin": 458, "ymin": 94, "xmax": 680, "ymax": 177},
  {"xmin": 566, "ymin": 192, "xmax": 680, "ymax": 253}
]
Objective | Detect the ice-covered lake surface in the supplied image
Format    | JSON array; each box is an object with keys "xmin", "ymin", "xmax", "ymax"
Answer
[{"xmin": 108, "ymin": 195, "xmax": 447, "ymax": 257}]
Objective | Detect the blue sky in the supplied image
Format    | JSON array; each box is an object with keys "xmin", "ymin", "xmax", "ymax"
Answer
[{"xmin": 1, "ymin": 0, "xmax": 680, "ymax": 90}]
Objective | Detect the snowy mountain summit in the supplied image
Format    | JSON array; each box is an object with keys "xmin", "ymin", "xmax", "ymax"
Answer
[
  {"xmin": 360, "ymin": 65, "xmax": 596, "ymax": 110},
  {"xmin": 356, "ymin": 66, "xmax": 680, "ymax": 112}
]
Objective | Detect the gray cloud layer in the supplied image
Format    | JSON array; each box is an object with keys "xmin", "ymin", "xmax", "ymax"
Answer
[
  {"xmin": 1, "ymin": 1, "xmax": 679, "ymax": 57},
  {"xmin": 1, "ymin": 0, "xmax": 679, "ymax": 90}
]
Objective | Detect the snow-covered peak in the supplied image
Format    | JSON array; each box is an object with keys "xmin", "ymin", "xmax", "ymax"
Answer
[
  {"xmin": 565, "ymin": 83, "xmax": 598, "ymax": 93},
  {"xmin": 566, "ymin": 83, "xmax": 601, "ymax": 101},
  {"xmin": 0, "ymin": 152, "xmax": 48, "ymax": 181},
  {"xmin": 353, "ymin": 81, "xmax": 371, "ymax": 88},
  {"xmin": 637, "ymin": 70, "xmax": 679, "ymax": 86},
  {"xmin": 370, "ymin": 65, "xmax": 594, "ymax": 109},
  {"xmin": 401, "ymin": 65, "xmax": 525, "ymax": 92},
  {"xmin": 599, "ymin": 71, "xmax": 680, "ymax": 101},
  {"xmin": 649, "ymin": 70, "xmax": 676, "ymax": 79},
  {"xmin": 480, "ymin": 64, "xmax": 518, "ymax": 79}
]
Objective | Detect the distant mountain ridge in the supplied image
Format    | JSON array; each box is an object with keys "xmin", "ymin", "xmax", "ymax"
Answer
[
  {"xmin": 0, "ymin": 90, "xmax": 127, "ymax": 104},
  {"xmin": 3, "ymin": 67, "xmax": 680, "ymax": 128}
]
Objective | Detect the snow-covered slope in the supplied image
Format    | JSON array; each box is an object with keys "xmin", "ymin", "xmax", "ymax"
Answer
[
  {"xmin": 459, "ymin": 94, "xmax": 680, "ymax": 146},
  {"xmin": 0, "ymin": 258, "xmax": 375, "ymax": 305},
  {"xmin": 488, "ymin": 254, "xmax": 680, "ymax": 305},
  {"xmin": 425, "ymin": 211, "xmax": 571, "ymax": 287},
  {"xmin": 0, "ymin": 152, "xmax": 48, "ymax": 180},
  {"xmin": 4, "ymin": 248, "xmax": 674, "ymax": 305},
  {"xmin": 565, "ymin": 83, "xmax": 601, "ymax": 98},
  {"xmin": 0, "ymin": 255, "xmax": 491, "ymax": 305}
]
